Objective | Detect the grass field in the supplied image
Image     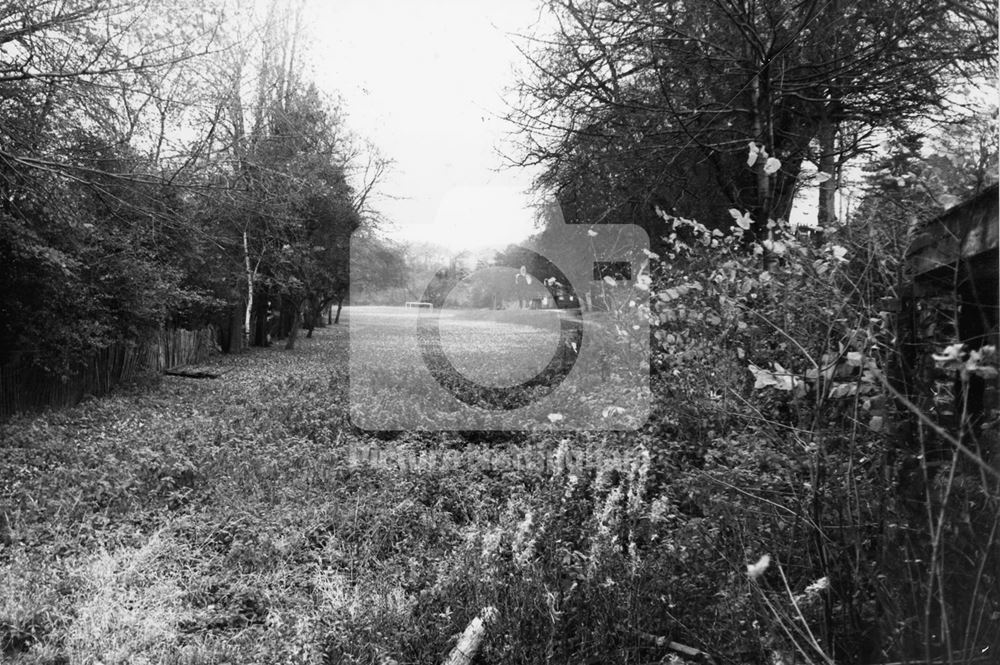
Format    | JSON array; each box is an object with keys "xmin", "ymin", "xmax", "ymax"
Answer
[
  {"xmin": 349, "ymin": 306, "xmax": 650, "ymax": 431},
  {"xmin": 1, "ymin": 311, "xmax": 671, "ymax": 664}
]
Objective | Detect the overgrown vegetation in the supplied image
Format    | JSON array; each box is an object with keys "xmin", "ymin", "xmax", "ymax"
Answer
[
  {"xmin": 2, "ymin": 0, "xmax": 997, "ymax": 663},
  {"xmin": 3, "ymin": 193, "xmax": 997, "ymax": 662}
]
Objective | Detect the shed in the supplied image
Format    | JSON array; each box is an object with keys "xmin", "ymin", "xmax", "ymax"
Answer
[{"xmin": 904, "ymin": 183, "xmax": 998, "ymax": 425}]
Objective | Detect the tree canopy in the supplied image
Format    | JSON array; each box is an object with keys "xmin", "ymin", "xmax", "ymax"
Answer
[
  {"xmin": 0, "ymin": 0, "xmax": 386, "ymax": 367},
  {"xmin": 508, "ymin": 0, "xmax": 997, "ymax": 241}
]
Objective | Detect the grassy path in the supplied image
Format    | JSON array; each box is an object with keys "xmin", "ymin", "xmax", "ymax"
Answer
[
  {"xmin": 1, "ymin": 320, "xmax": 675, "ymax": 665},
  {"xmin": 1, "ymin": 324, "xmax": 461, "ymax": 663}
]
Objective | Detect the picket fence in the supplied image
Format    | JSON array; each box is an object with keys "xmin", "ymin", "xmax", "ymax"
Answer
[{"xmin": 0, "ymin": 326, "xmax": 217, "ymax": 420}]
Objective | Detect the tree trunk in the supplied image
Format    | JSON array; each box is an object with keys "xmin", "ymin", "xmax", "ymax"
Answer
[
  {"xmin": 334, "ymin": 295, "xmax": 345, "ymax": 324},
  {"xmin": 252, "ymin": 283, "xmax": 270, "ymax": 346},
  {"xmin": 242, "ymin": 229, "xmax": 255, "ymax": 349},
  {"xmin": 817, "ymin": 111, "xmax": 838, "ymax": 229},
  {"xmin": 304, "ymin": 296, "xmax": 318, "ymax": 338},
  {"xmin": 285, "ymin": 302, "xmax": 302, "ymax": 350}
]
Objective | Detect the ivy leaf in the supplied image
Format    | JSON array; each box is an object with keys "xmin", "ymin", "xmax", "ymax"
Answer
[{"xmin": 747, "ymin": 142, "xmax": 760, "ymax": 167}]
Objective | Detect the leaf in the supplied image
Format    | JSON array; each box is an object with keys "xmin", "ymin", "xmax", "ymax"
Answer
[
  {"xmin": 814, "ymin": 171, "xmax": 832, "ymax": 183},
  {"xmin": 939, "ymin": 194, "xmax": 959, "ymax": 209},
  {"xmin": 762, "ymin": 239, "xmax": 786, "ymax": 255},
  {"xmin": 746, "ymin": 142, "xmax": 760, "ymax": 167},
  {"xmin": 729, "ymin": 209, "xmax": 753, "ymax": 230},
  {"xmin": 868, "ymin": 416, "xmax": 884, "ymax": 432},
  {"xmin": 763, "ymin": 157, "xmax": 782, "ymax": 175},
  {"xmin": 829, "ymin": 383, "xmax": 858, "ymax": 399},
  {"xmin": 771, "ymin": 362, "xmax": 799, "ymax": 392},
  {"xmin": 831, "ymin": 245, "xmax": 848, "ymax": 262},
  {"xmin": 748, "ymin": 364, "xmax": 779, "ymax": 389},
  {"xmin": 603, "ymin": 275, "xmax": 617, "ymax": 286},
  {"xmin": 932, "ymin": 343, "xmax": 965, "ymax": 366},
  {"xmin": 967, "ymin": 346, "xmax": 999, "ymax": 379}
]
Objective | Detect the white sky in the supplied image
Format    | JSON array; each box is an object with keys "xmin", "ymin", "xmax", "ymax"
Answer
[{"xmin": 305, "ymin": 0, "xmax": 550, "ymax": 251}]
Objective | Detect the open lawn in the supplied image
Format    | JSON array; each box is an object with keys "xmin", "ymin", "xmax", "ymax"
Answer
[
  {"xmin": 1, "ymin": 314, "xmax": 672, "ymax": 664},
  {"xmin": 349, "ymin": 306, "xmax": 650, "ymax": 430}
]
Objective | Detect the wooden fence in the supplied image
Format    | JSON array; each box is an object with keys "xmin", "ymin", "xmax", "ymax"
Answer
[{"xmin": 0, "ymin": 326, "xmax": 218, "ymax": 421}]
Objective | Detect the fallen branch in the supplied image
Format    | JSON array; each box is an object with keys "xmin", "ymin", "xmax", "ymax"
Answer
[
  {"xmin": 442, "ymin": 607, "xmax": 497, "ymax": 665},
  {"xmin": 628, "ymin": 626, "xmax": 716, "ymax": 664}
]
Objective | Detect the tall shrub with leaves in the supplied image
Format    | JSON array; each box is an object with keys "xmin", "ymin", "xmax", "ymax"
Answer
[{"xmin": 636, "ymin": 164, "xmax": 997, "ymax": 661}]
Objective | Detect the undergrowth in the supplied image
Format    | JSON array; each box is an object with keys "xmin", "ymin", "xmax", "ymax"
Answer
[{"xmin": 2, "ymin": 204, "xmax": 997, "ymax": 664}]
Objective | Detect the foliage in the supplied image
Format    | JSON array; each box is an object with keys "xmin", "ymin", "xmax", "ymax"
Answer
[
  {"xmin": 0, "ymin": 0, "xmax": 383, "ymax": 376},
  {"xmin": 509, "ymin": 0, "xmax": 996, "ymax": 239}
]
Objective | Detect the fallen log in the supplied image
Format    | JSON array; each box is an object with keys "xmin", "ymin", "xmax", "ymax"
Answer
[
  {"xmin": 442, "ymin": 607, "xmax": 497, "ymax": 665},
  {"xmin": 164, "ymin": 367, "xmax": 220, "ymax": 379}
]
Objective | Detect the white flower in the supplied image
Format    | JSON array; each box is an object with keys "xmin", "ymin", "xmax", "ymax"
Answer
[
  {"xmin": 747, "ymin": 554, "xmax": 771, "ymax": 580},
  {"xmin": 547, "ymin": 413, "xmax": 564, "ymax": 423},
  {"xmin": 763, "ymin": 157, "xmax": 782, "ymax": 175},
  {"xmin": 587, "ymin": 229, "xmax": 598, "ymax": 237}
]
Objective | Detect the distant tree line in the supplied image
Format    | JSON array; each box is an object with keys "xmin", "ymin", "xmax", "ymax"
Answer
[{"xmin": 0, "ymin": 0, "xmax": 392, "ymax": 377}]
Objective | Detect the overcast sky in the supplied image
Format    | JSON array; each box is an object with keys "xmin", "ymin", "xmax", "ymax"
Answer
[{"xmin": 306, "ymin": 0, "xmax": 551, "ymax": 251}]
